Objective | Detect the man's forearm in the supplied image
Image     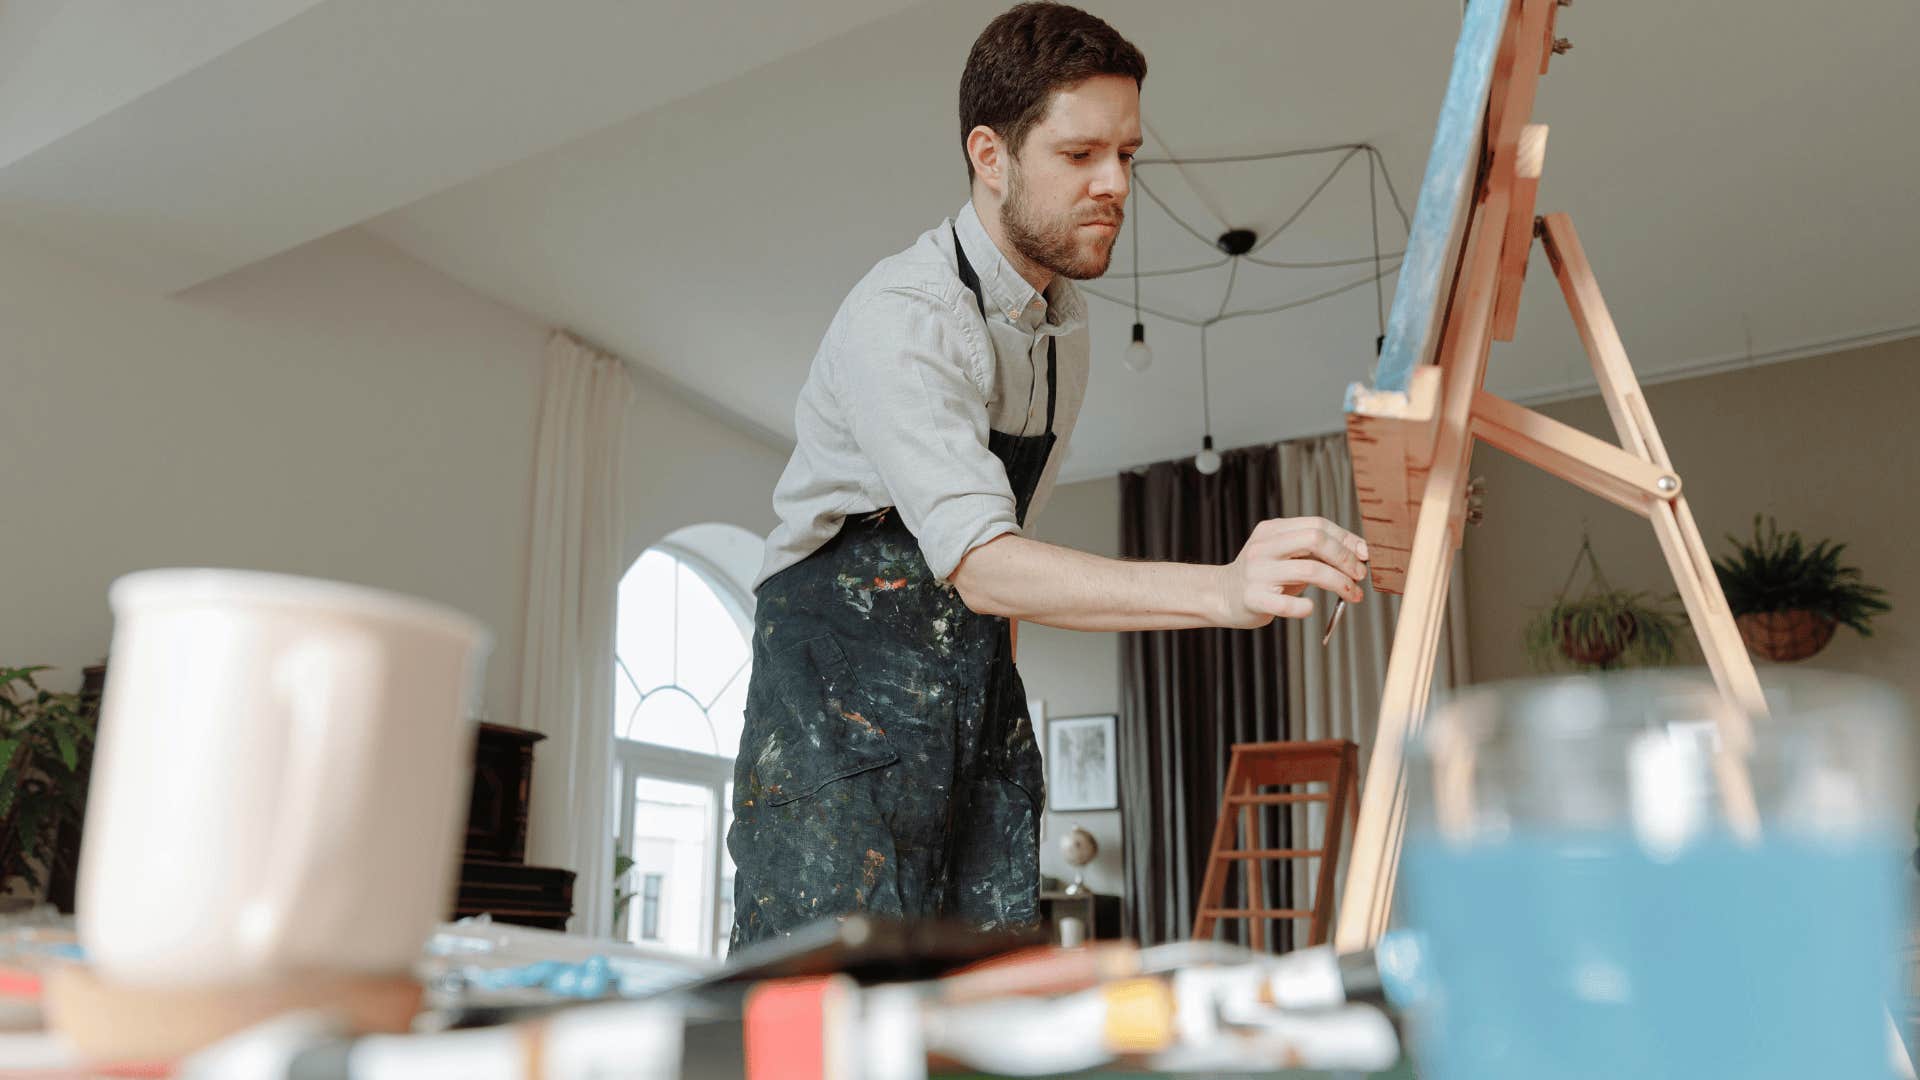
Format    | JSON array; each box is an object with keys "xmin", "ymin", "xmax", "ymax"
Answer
[{"xmin": 949, "ymin": 533, "xmax": 1228, "ymax": 631}]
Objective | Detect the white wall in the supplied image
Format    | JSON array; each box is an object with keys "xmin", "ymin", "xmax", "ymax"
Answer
[
  {"xmin": 619, "ymin": 383, "xmax": 785, "ymax": 571},
  {"xmin": 1021, "ymin": 478, "xmax": 1126, "ymax": 898},
  {"xmin": 1, "ymin": 225, "xmax": 543, "ymax": 715},
  {"xmin": 0, "ymin": 222, "xmax": 787, "ymax": 731},
  {"xmin": 1464, "ymin": 338, "xmax": 1920, "ymax": 700}
]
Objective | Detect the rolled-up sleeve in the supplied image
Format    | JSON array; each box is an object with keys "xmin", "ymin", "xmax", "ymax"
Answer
[{"xmin": 835, "ymin": 286, "xmax": 1019, "ymax": 580}]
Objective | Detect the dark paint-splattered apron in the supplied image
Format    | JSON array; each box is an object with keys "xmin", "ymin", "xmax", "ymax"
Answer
[{"xmin": 727, "ymin": 227, "xmax": 1055, "ymax": 950}]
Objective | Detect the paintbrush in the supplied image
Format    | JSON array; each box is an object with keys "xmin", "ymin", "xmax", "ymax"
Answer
[{"xmin": 1321, "ymin": 562, "xmax": 1369, "ymax": 647}]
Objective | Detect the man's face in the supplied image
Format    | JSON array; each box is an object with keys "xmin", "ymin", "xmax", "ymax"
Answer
[{"xmin": 999, "ymin": 74, "xmax": 1143, "ymax": 281}]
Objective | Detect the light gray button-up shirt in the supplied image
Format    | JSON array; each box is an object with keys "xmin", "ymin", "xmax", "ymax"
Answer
[{"xmin": 755, "ymin": 201, "xmax": 1090, "ymax": 590}]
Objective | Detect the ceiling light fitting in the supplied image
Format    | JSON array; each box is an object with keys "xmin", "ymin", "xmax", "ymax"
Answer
[
  {"xmin": 1214, "ymin": 229, "xmax": 1257, "ymax": 256},
  {"xmin": 1095, "ymin": 142, "xmax": 1411, "ymax": 475}
]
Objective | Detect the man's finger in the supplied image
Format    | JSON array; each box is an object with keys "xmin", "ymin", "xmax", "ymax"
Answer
[
  {"xmin": 1271, "ymin": 559, "xmax": 1364, "ymax": 603},
  {"xmin": 1314, "ymin": 518, "xmax": 1371, "ymax": 567},
  {"xmin": 1268, "ymin": 527, "xmax": 1367, "ymax": 581},
  {"xmin": 1246, "ymin": 591, "xmax": 1312, "ymax": 621}
]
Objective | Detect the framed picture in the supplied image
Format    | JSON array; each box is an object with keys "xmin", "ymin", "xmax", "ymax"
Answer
[{"xmin": 1045, "ymin": 714, "xmax": 1118, "ymax": 812}]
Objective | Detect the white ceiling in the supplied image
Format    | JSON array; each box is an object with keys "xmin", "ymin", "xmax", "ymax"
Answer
[
  {"xmin": 7, "ymin": 0, "xmax": 1917, "ymax": 482},
  {"xmin": 0, "ymin": 0, "xmax": 922, "ymax": 291}
]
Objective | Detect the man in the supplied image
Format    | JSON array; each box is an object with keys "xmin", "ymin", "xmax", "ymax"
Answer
[{"xmin": 727, "ymin": 2, "xmax": 1367, "ymax": 948}]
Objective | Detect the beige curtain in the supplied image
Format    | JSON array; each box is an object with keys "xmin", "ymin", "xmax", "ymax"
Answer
[
  {"xmin": 517, "ymin": 331, "xmax": 634, "ymax": 938},
  {"xmin": 1276, "ymin": 432, "xmax": 1471, "ymax": 927}
]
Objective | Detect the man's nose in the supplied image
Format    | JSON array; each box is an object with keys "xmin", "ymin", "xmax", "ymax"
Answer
[{"xmin": 1091, "ymin": 154, "xmax": 1130, "ymax": 201}]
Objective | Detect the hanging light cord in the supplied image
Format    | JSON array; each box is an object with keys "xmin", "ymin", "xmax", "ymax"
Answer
[
  {"xmin": 1200, "ymin": 324, "xmax": 1212, "ymax": 437},
  {"xmin": 1369, "ymin": 149, "xmax": 1386, "ymax": 343},
  {"xmin": 1094, "ymin": 137, "xmax": 1412, "ymax": 462},
  {"xmin": 1130, "ymin": 185, "xmax": 1142, "ymax": 318},
  {"xmin": 1088, "ymin": 264, "xmax": 1398, "ymax": 329},
  {"xmin": 1082, "ymin": 141, "xmax": 1411, "ymax": 329}
]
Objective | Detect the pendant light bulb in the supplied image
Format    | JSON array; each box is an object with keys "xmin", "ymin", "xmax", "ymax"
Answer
[
  {"xmin": 1123, "ymin": 322, "xmax": 1153, "ymax": 373},
  {"xmin": 1195, "ymin": 435, "xmax": 1222, "ymax": 476}
]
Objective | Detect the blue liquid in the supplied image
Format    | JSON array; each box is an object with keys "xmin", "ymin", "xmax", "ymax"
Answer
[{"xmin": 1402, "ymin": 831, "xmax": 1906, "ymax": 1080}]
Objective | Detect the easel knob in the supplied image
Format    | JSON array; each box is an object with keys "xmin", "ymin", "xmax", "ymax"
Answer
[{"xmin": 1551, "ymin": 37, "xmax": 1573, "ymax": 55}]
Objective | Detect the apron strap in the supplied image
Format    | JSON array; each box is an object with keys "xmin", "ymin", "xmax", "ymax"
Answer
[
  {"xmin": 1044, "ymin": 336, "xmax": 1056, "ymax": 436},
  {"xmin": 952, "ymin": 224, "xmax": 1058, "ymax": 438},
  {"xmin": 952, "ymin": 223, "xmax": 988, "ymax": 320}
]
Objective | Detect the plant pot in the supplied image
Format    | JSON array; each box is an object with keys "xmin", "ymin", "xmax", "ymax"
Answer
[
  {"xmin": 1558, "ymin": 612, "xmax": 1638, "ymax": 667},
  {"xmin": 1736, "ymin": 609, "xmax": 1837, "ymax": 663}
]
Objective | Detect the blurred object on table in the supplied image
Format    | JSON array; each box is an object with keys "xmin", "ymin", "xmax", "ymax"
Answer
[{"xmin": 1400, "ymin": 669, "xmax": 1914, "ymax": 1080}]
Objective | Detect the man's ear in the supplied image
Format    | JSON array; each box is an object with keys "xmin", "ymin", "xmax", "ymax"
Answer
[{"xmin": 967, "ymin": 125, "xmax": 1007, "ymax": 199}]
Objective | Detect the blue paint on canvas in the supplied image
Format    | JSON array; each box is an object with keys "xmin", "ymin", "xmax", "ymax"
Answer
[{"xmin": 1348, "ymin": 0, "xmax": 1509, "ymax": 407}]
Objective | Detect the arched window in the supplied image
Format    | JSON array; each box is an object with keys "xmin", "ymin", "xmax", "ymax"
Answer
[
  {"xmin": 610, "ymin": 524, "xmax": 759, "ymax": 959},
  {"xmin": 613, "ymin": 547, "xmax": 749, "ymax": 758}
]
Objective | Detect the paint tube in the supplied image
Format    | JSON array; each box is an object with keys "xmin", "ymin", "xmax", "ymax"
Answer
[{"xmin": 1259, "ymin": 929, "xmax": 1427, "ymax": 1012}]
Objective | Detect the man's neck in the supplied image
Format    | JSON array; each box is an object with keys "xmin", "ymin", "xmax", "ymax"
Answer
[{"xmin": 974, "ymin": 197, "xmax": 1053, "ymax": 297}]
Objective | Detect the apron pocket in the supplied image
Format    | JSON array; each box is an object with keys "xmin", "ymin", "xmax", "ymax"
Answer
[
  {"xmin": 758, "ymin": 633, "xmax": 898, "ymax": 807},
  {"xmin": 992, "ymin": 669, "xmax": 1047, "ymax": 817}
]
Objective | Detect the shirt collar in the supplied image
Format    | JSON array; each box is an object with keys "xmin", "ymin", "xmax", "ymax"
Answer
[{"xmin": 955, "ymin": 201, "xmax": 1087, "ymax": 336}]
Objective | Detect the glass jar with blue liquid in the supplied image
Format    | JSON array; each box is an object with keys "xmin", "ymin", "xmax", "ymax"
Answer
[{"xmin": 1399, "ymin": 670, "xmax": 1914, "ymax": 1080}]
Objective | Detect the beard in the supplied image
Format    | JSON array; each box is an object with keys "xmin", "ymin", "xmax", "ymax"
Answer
[{"xmin": 1001, "ymin": 159, "xmax": 1121, "ymax": 281}]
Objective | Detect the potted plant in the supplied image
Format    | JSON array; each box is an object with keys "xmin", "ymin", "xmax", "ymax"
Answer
[
  {"xmin": 1524, "ymin": 536, "xmax": 1685, "ymax": 672},
  {"xmin": 0, "ymin": 667, "xmax": 97, "ymax": 899},
  {"xmin": 612, "ymin": 843, "xmax": 638, "ymax": 934},
  {"xmin": 1712, "ymin": 516, "xmax": 1889, "ymax": 662}
]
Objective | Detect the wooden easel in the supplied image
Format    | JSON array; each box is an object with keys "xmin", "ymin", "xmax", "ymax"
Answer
[{"xmin": 1333, "ymin": 0, "xmax": 1767, "ymax": 952}]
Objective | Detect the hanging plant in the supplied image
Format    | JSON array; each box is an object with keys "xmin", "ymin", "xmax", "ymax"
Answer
[
  {"xmin": 1523, "ymin": 535, "xmax": 1685, "ymax": 672},
  {"xmin": 1712, "ymin": 516, "xmax": 1889, "ymax": 663}
]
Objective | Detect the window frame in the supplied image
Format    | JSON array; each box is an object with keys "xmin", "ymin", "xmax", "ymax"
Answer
[
  {"xmin": 612, "ymin": 740, "xmax": 732, "ymax": 955},
  {"xmin": 611, "ymin": 539, "xmax": 753, "ymax": 958},
  {"xmin": 639, "ymin": 872, "xmax": 664, "ymax": 940}
]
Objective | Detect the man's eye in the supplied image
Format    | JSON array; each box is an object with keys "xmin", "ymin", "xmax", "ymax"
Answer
[{"xmin": 1068, "ymin": 151, "xmax": 1091, "ymax": 160}]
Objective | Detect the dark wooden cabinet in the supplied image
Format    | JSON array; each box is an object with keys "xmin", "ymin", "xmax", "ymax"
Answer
[
  {"xmin": 454, "ymin": 858, "xmax": 575, "ymax": 931},
  {"xmin": 464, "ymin": 722, "xmax": 541, "ymax": 862},
  {"xmin": 453, "ymin": 723, "xmax": 575, "ymax": 931}
]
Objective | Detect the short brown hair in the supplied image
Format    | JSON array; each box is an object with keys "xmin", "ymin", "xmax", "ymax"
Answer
[{"xmin": 958, "ymin": 3, "xmax": 1147, "ymax": 182}]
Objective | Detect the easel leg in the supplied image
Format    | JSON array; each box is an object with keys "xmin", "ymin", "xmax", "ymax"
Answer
[
  {"xmin": 1652, "ymin": 497, "xmax": 1765, "ymax": 724},
  {"xmin": 1336, "ymin": 183, "xmax": 1510, "ymax": 952},
  {"xmin": 1540, "ymin": 212, "xmax": 1764, "ymax": 836},
  {"xmin": 1539, "ymin": 214, "xmax": 1766, "ymax": 728},
  {"xmin": 1335, "ymin": 510, "xmax": 1458, "ymax": 951}
]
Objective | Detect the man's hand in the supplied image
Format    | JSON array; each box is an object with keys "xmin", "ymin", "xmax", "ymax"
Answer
[
  {"xmin": 948, "ymin": 518, "xmax": 1369, "ymax": 634},
  {"xmin": 1214, "ymin": 517, "xmax": 1370, "ymax": 629}
]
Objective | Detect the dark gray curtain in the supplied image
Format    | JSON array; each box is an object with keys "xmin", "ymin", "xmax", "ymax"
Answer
[{"xmin": 1117, "ymin": 444, "xmax": 1294, "ymax": 948}]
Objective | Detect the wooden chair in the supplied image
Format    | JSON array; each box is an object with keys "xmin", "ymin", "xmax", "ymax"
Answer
[{"xmin": 1192, "ymin": 740, "xmax": 1359, "ymax": 950}]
